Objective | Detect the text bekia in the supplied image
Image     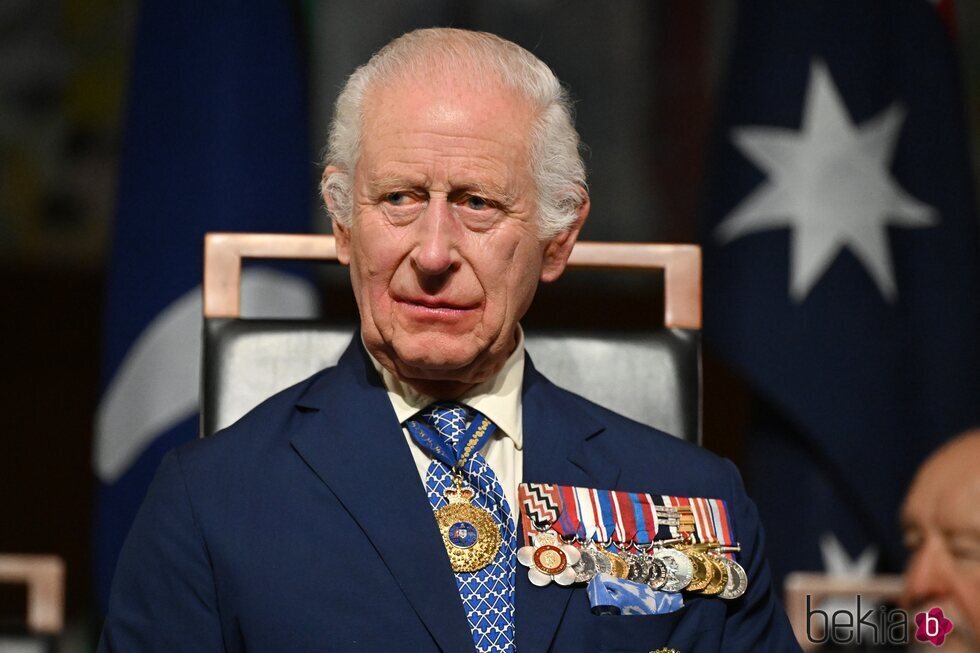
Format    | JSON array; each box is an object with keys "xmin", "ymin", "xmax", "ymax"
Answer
[{"xmin": 805, "ymin": 595, "xmax": 908, "ymax": 646}]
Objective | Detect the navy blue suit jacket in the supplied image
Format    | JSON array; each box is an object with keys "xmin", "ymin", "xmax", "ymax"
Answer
[{"xmin": 100, "ymin": 339, "xmax": 800, "ymax": 652}]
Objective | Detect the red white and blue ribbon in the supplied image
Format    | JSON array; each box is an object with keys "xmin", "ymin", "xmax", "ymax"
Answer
[
  {"xmin": 518, "ymin": 483, "xmax": 736, "ymax": 555},
  {"xmin": 659, "ymin": 494, "xmax": 736, "ymax": 559}
]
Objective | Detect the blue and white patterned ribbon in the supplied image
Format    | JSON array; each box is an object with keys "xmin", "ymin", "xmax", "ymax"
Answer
[
  {"xmin": 408, "ymin": 403, "xmax": 516, "ymax": 653},
  {"xmin": 587, "ymin": 573, "xmax": 685, "ymax": 616}
]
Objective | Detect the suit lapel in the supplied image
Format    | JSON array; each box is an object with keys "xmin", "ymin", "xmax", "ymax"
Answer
[
  {"xmin": 288, "ymin": 340, "xmax": 474, "ymax": 653},
  {"xmin": 515, "ymin": 356, "xmax": 621, "ymax": 652}
]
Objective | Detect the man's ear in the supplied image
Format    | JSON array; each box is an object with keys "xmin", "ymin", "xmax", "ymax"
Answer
[
  {"xmin": 540, "ymin": 189, "xmax": 590, "ymax": 283},
  {"xmin": 322, "ymin": 165, "xmax": 351, "ymax": 265}
]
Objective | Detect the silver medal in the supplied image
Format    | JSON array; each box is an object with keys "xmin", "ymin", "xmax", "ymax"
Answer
[
  {"xmin": 571, "ymin": 546, "xmax": 599, "ymax": 583},
  {"xmin": 714, "ymin": 555, "xmax": 748, "ymax": 599},
  {"xmin": 646, "ymin": 557, "xmax": 669, "ymax": 590},
  {"xmin": 589, "ymin": 544, "xmax": 613, "ymax": 575},
  {"xmin": 626, "ymin": 552, "xmax": 652, "ymax": 584},
  {"xmin": 654, "ymin": 547, "xmax": 694, "ymax": 592}
]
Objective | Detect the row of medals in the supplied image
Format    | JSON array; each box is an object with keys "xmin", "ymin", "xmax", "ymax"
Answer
[
  {"xmin": 530, "ymin": 502, "xmax": 748, "ymax": 600},
  {"xmin": 536, "ymin": 530, "xmax": 747, "ymax": 600},
  {"xmin": 437, "ymin": 485, "xmax": 749, "ymax": 600}
]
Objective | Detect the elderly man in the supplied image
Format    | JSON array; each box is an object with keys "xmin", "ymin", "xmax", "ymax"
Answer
[
  {"xmin": 100, "ymin": 28, "xmax": 798, "ymax": 652},
  {"xmin": 902, "ymin": 430, "xmax": 980, "ymax": 652}
]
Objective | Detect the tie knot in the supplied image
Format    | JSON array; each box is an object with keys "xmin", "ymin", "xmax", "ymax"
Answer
[{"xmin": 419, "ymin": 402, "xmax": 473, "ymax": 444}]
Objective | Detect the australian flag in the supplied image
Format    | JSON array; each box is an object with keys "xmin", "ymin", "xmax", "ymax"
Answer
[
  {"xmin": 93, "ymin": 0, "xmax": 318, "ymax": 611},
  {"xmin": 701, "ymin": 0, "xmax": 980, "ymax": 584}
]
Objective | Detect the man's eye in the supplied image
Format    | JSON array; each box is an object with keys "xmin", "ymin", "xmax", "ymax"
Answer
[
  {"xmin": 385, "ymin": 192, "xmax": 409, "ymax": 205},
  {"xmin": 464, "ymin": 196, "xmax": 489, "ymax": 210},
  {"xmin": 949, "ymin": 536, "xmax": 980, "ymax": 563}
]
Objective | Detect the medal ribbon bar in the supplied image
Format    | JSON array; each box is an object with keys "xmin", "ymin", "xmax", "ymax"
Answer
[{"xmin": 519, "ymin": 483, "xmax": 737, "ymax": 552}]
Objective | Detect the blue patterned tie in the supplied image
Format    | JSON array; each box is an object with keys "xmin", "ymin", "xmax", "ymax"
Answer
[{"xmin": 412, "ymin": 403, "xmax": 516, "ymax": 653}]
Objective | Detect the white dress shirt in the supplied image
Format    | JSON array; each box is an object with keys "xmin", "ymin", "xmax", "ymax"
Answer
[{"xmin": 365, "ymin": 329, "xmax": 526, "ymax": 516}]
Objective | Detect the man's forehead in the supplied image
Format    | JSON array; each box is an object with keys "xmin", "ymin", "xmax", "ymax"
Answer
[
  {"xmin": 356, "ymin": 75, "xmax": 536, "ymax": 180},
  {"xmin": 904, "ymin": 453, "xmax": 980, "ymax": 530}
]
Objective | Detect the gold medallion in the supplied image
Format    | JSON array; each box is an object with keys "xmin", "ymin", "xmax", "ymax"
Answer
[
  {"xmin": 682, "ymin": 548, "xmax": 711, "ymax": 591},
  {"xmin": 701, "ymin": 555, "xmax": 729, "ymax": 595},
  {"xmin": 601, "ymin": 550, "xmax": 631, "ymax": 579},
  {"xmin": 434, "ymin": 485, "xmax": 501, "ymax": 573}
]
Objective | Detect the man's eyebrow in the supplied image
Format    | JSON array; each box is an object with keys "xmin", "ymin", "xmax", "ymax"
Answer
[
  {"xmin": 367, "ymin": 176, "xmax": 426, "ymax": 194},
  {"xmin": 944, "ymin": 525, "xmax": 980, "ymax": 541},
  {"xmin": 450, "ymin": 181, "xmax": 518, "ymax": 205},
  {"xmin": 899, "ymin": 509, "xmax": 923, "ymax": 533},
  {"xmin": 367, "ymin": 176, "xmax": 518, "ymax": 204}
]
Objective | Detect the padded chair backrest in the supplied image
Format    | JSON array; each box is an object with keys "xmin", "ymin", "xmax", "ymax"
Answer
[{"xmin": 201, "ymin": 234, "xmax": 701, "ymax": 442}]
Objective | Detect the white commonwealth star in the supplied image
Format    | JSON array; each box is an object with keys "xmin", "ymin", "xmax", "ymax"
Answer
[
  {"xmin": 818, "ymin": 533, "xmax": 881, "ymax": 622},
  {"xmin": 715, "ymin": 59, "xmax": 938, "ymax": 303},
  {"xmin": 820, "ymin": 532, "xmax": 877, "ymax": 578}
]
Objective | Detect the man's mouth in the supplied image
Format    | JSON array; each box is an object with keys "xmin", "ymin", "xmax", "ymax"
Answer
[{"xmin": 394, "ymin": 295, "xmax": 479, "ymax": 315}]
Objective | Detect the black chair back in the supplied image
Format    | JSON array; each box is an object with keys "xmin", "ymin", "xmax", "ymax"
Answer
[{"xmin": 200, "ymin": 234, "xmax": 702, "ymax": 443}]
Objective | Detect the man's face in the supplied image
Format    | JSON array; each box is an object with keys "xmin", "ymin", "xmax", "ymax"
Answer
[
  {"xmin": 327, "ymin": 74, "xmax": 585, "ymax": 392},
  {"xmin": 901, "ymin": 437, "xmax": 980, "ymax": 652}
]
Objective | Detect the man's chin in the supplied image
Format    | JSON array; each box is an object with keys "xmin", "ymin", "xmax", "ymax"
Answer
[
  {"xmin": 392, "ymin": 347, "xmax": 480, "ymax": 379},
  {"xmin": 386, "ymin": 335, "xmax": 506, "ymax": 386}
]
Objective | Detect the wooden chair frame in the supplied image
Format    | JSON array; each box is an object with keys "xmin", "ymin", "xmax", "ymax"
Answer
[
  {"xmin": 0, "ymin": 554, "xmax": 65, "ymax": 634},
  {"xmin": 202, "ymin": 233, "xmax": 701, "ymax": 328}
]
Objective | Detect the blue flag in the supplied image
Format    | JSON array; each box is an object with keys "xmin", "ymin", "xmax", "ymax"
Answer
[
  {"xmin": 93, "ymin": 0, "xmax": 318, "ymax": 611},
  {"xmin": 701, "ymin": 0, "xmax": 980, "ymax": 583}
]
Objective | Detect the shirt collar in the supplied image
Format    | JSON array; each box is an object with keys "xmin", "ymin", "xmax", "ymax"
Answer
[{"xmin": 364, "ymin": 327, "xmax": 525, "ymax": 450}]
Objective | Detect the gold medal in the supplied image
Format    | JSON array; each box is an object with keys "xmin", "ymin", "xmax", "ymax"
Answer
[
  {"xmin": 681, "ymin": 548, "xmax": 711, "ymax": 591},
  {"xmin": 601, "ymin": 550, "xmax": 631, "ymax": 579},
  {"xmin": 434, "ymin": 484, "xmax": 501, "ymax": 573},
  {"xmin": 700, "ymin": 555, "xmax": 728, "ymax": 595}
]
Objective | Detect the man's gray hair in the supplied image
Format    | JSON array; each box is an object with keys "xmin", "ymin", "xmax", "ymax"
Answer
[{"xmin": 322, "ymin": 28, "xmax": 586, "ymax": 238}]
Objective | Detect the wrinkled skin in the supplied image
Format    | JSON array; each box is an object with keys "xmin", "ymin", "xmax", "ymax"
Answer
[
  {"xmin": 324, "ymin": 74, "xmax": 588, "ymax": 398},
  {"xmin": 901, "ymin": 430, "xmax": 980, "ymax": 652}
]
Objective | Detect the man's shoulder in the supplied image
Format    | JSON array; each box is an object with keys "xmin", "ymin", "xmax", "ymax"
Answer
[
  {"xmin": 543, "ymin": 379, "xmax": 736, "ymax": 485},
  {"xmin": 174, "ymin": 362, "xmax": 340, "ymax": 473}
]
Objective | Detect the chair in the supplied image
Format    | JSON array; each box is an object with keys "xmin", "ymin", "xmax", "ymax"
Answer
[
  {"xmin": 0, "ymin": 554, "xmax": 64, "ymax": 652},
  {"xmin": 200, "ymin": 233, "xmax": 701, "ymax": 443}
]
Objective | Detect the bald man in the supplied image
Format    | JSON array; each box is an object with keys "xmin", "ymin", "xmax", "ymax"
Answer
[{"xmin": 902, "ymin": 429, "xmax": 980, "ymax": 652}]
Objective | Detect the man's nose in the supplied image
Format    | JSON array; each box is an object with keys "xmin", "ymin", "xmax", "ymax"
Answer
[
  {"xmin": 411, "ymin": 197, "xmax": 459, "ymax": 277},
  {"xmin": 902, "ymin": 541, "xmax": 952, "ymax": 608}
]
